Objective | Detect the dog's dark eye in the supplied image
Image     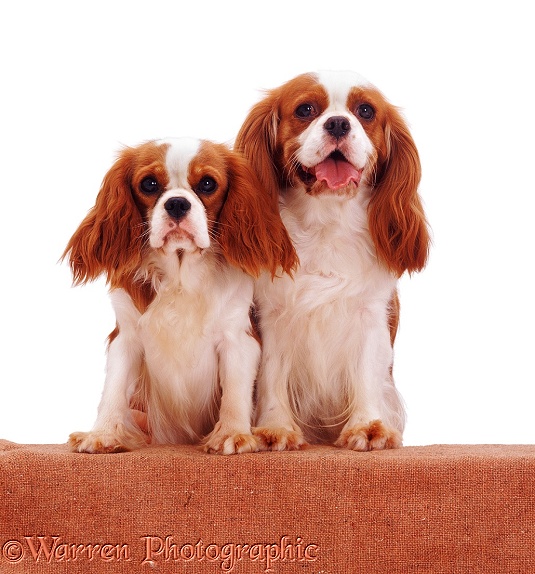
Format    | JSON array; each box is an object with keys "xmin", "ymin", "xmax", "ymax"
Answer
[
  {"xmin": 196, "ymin": 176, "xmax": 217, "ymax": 195},
  {"xmin": 295, "ymin": 103, "xmax": 317, "ymax": 119},
  {"xmin": 140, "ymin": 176, "xmax": 160, "ymax": 194},
  {"xmin": 357, "ymin": 103, "xmax": 375, "ymax": 121}
]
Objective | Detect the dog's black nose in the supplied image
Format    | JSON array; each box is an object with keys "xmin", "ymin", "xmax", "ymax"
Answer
[
  {"xmin": 164, "ymin": 197, "xmax": 191, "ymax": 219},
  {"xmin": 324, "ymin": 116, "xmax": 351, "ymax": 139}
]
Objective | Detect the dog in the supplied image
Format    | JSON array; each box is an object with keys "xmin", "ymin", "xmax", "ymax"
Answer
[
  {"xmin": 235, "ymin": 71, "xmax": 430, "ymax": 451},
  {"xmin": 64, "ymin": 138, "xmax": 296, "ymax": 454}
]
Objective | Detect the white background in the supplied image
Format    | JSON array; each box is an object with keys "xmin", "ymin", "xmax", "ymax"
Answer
[{"xmin": 1, "ymin": 1, "xmax": 533, "ymax": 446}]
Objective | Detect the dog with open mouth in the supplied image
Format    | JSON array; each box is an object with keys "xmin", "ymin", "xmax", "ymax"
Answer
[{"xmin": 235, "ymin": 71, "xmax": 430, "ymax": 451}]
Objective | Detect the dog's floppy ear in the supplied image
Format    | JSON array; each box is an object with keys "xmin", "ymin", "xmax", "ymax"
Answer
[
  {"xmin": 234, "ymin": 90, "xmax": 281, "ymax": 210},
  {"xmin": 368, "ymin": 106, "xmax": 430, "ymax": 276},
  {"xmin": 217, "ymin": 150, "xmax": 297, "ymax": 278},
  {"xmin": 62, "ymin": 147, "xmax": 144, "ymax": 287}
]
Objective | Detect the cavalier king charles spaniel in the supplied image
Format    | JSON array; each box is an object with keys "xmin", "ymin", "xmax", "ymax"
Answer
[
  {"xmin": 235, "ymin": 71, "xmax": 430, "ymax": 451},
  {"xmin": 64, "ymin": 138, "xmax": 296, "ymax": 454}
]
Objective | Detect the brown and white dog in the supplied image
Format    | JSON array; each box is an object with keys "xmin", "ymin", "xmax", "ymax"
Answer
[
  {"xmin": 64, "ymin": 138, "xmax": 296, "ymax": 454},
  {"xmin": 235, "ymin": 71, "xmax": 430, "ymax": 451}
]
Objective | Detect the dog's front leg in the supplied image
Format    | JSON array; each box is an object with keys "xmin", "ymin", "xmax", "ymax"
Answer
[
  {"xmin": 203, "ymin": 329, "xmax": 260, "ymax": 455},
  {"xmin": 69, "ymin": 289, "xmax": 147, "ymax": 453},
  {"xmin": 252, "ymin": 328, "xmax": 306, "ymax": 452},
  {"xmin": 335, "ymin": 308, "xmax": 404, "ymax": 451}
]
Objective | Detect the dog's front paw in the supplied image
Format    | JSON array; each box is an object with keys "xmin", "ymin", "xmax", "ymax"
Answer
[
  {"xmin": 203, "ymin": 428, "xmax": 259, "ymax": 455},
  {"xmin": 69, "ymin": 429, "xmax": 135, "ymax": 454},
  {"xmin": 335, "ymin": 419, "xmax": 402, "ymax": 451},
  {"xmin": 253, "ymin": 426, "xmax": 306, "ymax": 452}
]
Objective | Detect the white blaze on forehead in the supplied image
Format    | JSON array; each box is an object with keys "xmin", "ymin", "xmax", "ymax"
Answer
[
  {"xmin": 157, "ymin": 137, "xmax": 201, "ymax": 189},
  {"xmin": 316, "ymin": 70, "xmax": 372, "ymax": 111}
]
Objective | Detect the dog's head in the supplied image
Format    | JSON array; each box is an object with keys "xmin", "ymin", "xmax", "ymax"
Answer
[
  {"xmin": 64, "ymin": 138, "xmax": 297, "ymax": 295},
  {"xmin": 236, "ymin": 71, "xmax": 429, "ymax": 275}
]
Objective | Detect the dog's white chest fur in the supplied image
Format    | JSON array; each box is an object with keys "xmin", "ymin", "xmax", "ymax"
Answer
[
  {"xmin": 140, "ymin": 273, "xmax": 219, "ymax": 414},
  {"xmin": 255, "ymin": 190, "xmax": 398, "ymax": 441},
  {"xmin": 133, "ymin": 251, "xmax": 255, "ymax": 443},
  {"xmin": 141, "ymin": 254, "xmax": 219, "ymax": 372}
]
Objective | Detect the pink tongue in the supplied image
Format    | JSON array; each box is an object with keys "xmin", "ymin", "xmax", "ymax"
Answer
[{"xmin": 314, "ymin": 157, "xmax": 361, "ymax": 190}]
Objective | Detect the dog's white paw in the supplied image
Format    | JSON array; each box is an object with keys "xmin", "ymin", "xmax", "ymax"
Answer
[
  {"xmin": 335, "ymin": 420, "xmax": 402, "ymax": 451},
  {"xmin": 69, "ymin": 424, "xmax": 147, "ymax": 454},
  {"xmin": 203, "ymin": 428, "xmax": 259, "ymax": 455},
  {"xmin": 252, "ymin": 426, "xmax": 306, "ymax": 452}
]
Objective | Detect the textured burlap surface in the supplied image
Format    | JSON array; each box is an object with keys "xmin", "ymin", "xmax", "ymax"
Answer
[{"xmin": 1, "ymin": 440, "xmax": 534, "ymax": 573}]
